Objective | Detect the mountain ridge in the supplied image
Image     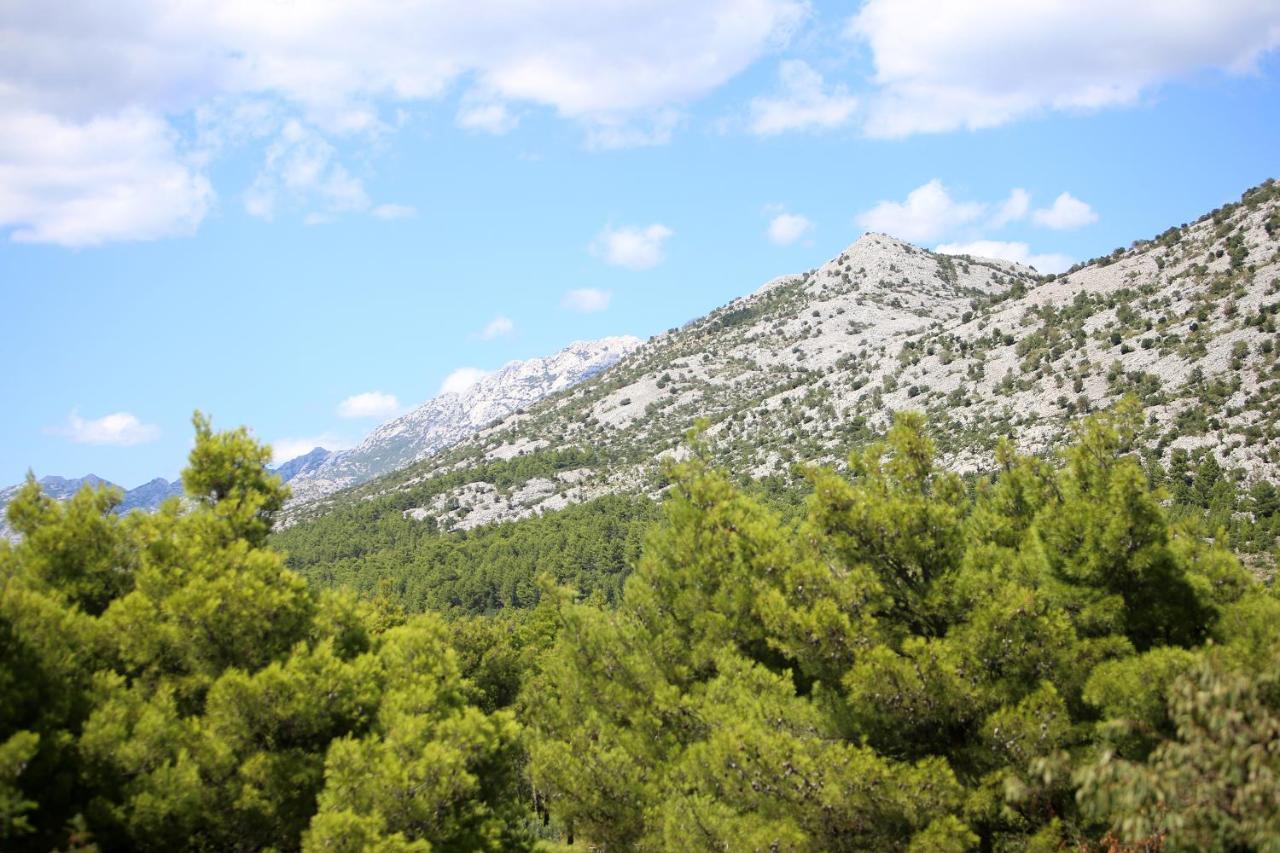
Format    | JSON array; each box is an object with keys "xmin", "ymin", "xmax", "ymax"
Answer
[
  {"xmin": 0, "ymin": 451, "xmax": 325, "ymax": 541},
  {"xmin": 284, "ymin": 335, "xmax": 642, "ymax": 505},
  {"xmin": 278, "ymin": 179, "xmax": 1280, "ymax": 538}
]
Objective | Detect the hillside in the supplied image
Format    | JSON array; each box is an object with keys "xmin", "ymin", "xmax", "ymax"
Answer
[
  {"xmin": 280, "ymin": 180, "xmax": 1280, "ymax": 549},
  {"xmin": 285, "ymin": 336, "xmax": 642, "ymax": 504}
]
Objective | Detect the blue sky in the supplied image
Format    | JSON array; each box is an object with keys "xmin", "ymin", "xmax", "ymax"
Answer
[{"xmin": 2, "ymin": 0, "xmax": 1278, "ymax": 487}]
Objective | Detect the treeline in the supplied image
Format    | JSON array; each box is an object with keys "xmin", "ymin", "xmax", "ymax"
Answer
[
  {"xmin": 1157, "ymin": 447, "xmax": 1280, "ymax": 558},
  {"xmin": 276, "ymin": 494, "xmax": 657, "ymax": 613},
  {"xmin": 4, "ymin": 404, "xmax": 1280, "ymax": 850},
  {"xmin": 275, "ymin": 435, "xmax": 1280, "ymax": 620}
]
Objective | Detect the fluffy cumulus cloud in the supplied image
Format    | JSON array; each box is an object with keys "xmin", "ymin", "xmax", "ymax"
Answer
[
  {"xmin": 1032, "ymin": 192, "xmax": 1099, "ymax": 230},
  {"xmin": 336, "ymin": 391, "xmax": 400, "ymax": 418},
  {"xmin": 936, "ymin": 240, "xmax": 1073, "ymax": 274},
  {"xmin": 0, "ymin": 0, "xmax": 806, "ymax": 245},
  {"xmin": 767, "ymin": 212, "xmax": 813, "ymax": 245},
  {"xmin": 561, "ymin": 288, "xmax": 611, "ymax": 313},
  {"xmin": 989, "ymin": 188, "xmax": 1031, "ymax": 229},
  {"xmin": 479, "ymin": 315, "xmax": 515, "ymax": 340},
  {"xmin": 439, "ymin": 367, "xmax": 491, "ymax": 396},
  {"xmin": 749, "ymin": 60, "xmax": 857, "ymax": 135},
  {"xmin": 856, "ymin": 180, "xmax": 986, "ymax": 242},
  {"xmin": 860, "ymin": 181, "xmax": 1081, "ymax": 271},
  {"xmin": 591, "ymin": 224, "xmax": 673, "ymax": 270},
  {"xmin": 0, "ymin": 109, "xmax": 213, "ymax": 247},
  {"xmin": 847, "ymin": 0, "xmax": 1280, "ymax": 137},
  {"xmin": 49, "ymin": 411, "xmax": 160, "ymax": 446}
]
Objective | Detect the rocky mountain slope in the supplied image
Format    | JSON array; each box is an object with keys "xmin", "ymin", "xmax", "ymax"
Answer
[
  {"xmin": 283, "ymin": 179, "xmax": 1280, "ymax": 534},
  {"xmin": 284, "ymin": 336, "xmax": 642, "ymax": 505}
]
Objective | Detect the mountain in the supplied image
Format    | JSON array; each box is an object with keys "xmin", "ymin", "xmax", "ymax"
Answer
[
  {"xmin": 1, "ymin": 336, "xmax": 639, "ymax": 540},
  {"xmin": 272, "ymin": 447, "xmax": 333, "ymax": 483},
  {"xmin": 0, "ymin": 448, "xmax": 328, "ymax": 541},
  {"xmin": 116, "ymin": 477, "xmax": 185, "ymax": 513},
  {"xmin": 280, "ymin": 179, "xmax": 1280, "ymax": 536},
  {"xmin": 284, "ymin": 336, "xmax": 643, "ymax": 506}
]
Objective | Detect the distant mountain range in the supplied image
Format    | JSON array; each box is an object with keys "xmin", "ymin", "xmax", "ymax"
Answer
[
  {"xmin": 0, "ymin": 336, "xmax": 641, "ymax": 539},
  {"xmin": 0, "ymin": 451, "xmax": 326, "ymax": 541}
]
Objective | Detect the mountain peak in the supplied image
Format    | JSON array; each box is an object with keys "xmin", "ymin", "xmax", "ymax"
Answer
[
  {"xmin": 285, "ymin": 335, "xmax": 642, "ymax": 506},
  {"xmin": 301, "ymin": 179, "xmax": 1280, "ymax": 535}
]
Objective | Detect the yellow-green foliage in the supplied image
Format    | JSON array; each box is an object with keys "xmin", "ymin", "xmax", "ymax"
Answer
[
  {"xmin": 0, "ymin": 414, "xmax": 527, "ymax": 851},
  {"xmin": 524, "ymin": 405, "xmax": 1280, "ymax": 850},
  {"xmin": 4, "ymin": 404, "xmax": 1279, "ymax": 850}
]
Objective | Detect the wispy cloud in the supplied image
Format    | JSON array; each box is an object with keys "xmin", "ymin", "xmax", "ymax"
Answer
[
  {"xmin": 478, "ymin": 315, "xmax": 515, "ymax": 340},
  {"xmin": 749, "ymin": 60, "xmax": 857, "ymax": 135},
  {"xmin": 372, "ymin": 203, "xmax": 416, "ymax": 220},
  {"xmin": 244, "ymin": 120, "xmax": 369, "ymax": 221},
  {"xmin": 457, "ymin": 100, "xmax": 519, "ymax": 135},
  {"xmin": 561, "ymin": 288, "xmax": 612, "ymax": 313}
]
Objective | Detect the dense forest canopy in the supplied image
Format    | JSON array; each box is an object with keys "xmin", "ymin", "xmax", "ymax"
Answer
[{"xmin": 3, "ymin": 404, "xmax": 1279, "ymax": 850}]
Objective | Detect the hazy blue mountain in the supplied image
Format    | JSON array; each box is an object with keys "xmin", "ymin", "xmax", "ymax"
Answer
[{"xmin": 0, "ymin": 447, "xmax": 332, "ymax": 540}]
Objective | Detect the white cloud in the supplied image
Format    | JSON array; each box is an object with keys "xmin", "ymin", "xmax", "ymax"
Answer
[
  {"xmin": 591, "ymin": 223, "xmax": 673, "ymax": 270},
  {"xmin": 457, "ymin": 101, "xmax": 519, "ymax": 135},
  {"xmin": 479, "ymin": 315, "xmax": 515, "ymax": 340},
  {"xmin": 936, "ymin": 239, "xmax": 1072, "ymax": 274},
  {"xmin": 989, "ymin": 188, "xmax": 1030, "ymax": 228},
  {"xmin": 0, "ymin": 1, "xmax": 807, "ymax": 245},
  {"xmin": 1032, "ymin": 192, "xmax": 1098, "ymax": 230},
  {"xmin": 439, "ymin": 367, "xmax": 491, "ymax": 396},
  {"xmin": 583, "ymin": 110, "xmax": 681, "ymax": 150},
  {"xmin": 561, "ymin": 288, "xmax": 611, "ymax": 313},
  {"xmin": 244, "ymin": 120, "xmax": 369, "ymax": 220},
  {"xmin": 372, "ymin": 203, "xmax": 416, "ymax": 220},
  {"xmin": 270, "ymin": 434, "xmax": 351, "ymax": 465},
  {"xmin": 0, "ymin": 109, "xmax": 213, "ymax": 247},
  {"xmin": 767, "ymin": 212, "xmax": 813, "ymax": 245},
  {"xmin": 856, "ymin": 180, "xmax": 986, "ymax": 242},
  {"xmin": 49, "ymin": 411, "xmax": 160, "ymax": 446},
  {"xmin": 847, "ymin": 0, "xmax": 1280, "ymax": 137},
  {"xmin": 749, "ymin": 60, "xmax": 858, "ymax": 135},
  {"xmin": 336, "ymin": 391, "xmax": 400, "ymax": 418}
]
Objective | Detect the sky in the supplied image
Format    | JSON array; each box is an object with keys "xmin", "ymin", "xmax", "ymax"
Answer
[{"xmin": 2, "ymin": 0, "xmax": 1279, "ymax": 487}]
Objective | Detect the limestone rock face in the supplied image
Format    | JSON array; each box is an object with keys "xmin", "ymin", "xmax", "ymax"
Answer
[{"xmin": 284, "ymin": 336, "xmax": 642, "ymax": 505}]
